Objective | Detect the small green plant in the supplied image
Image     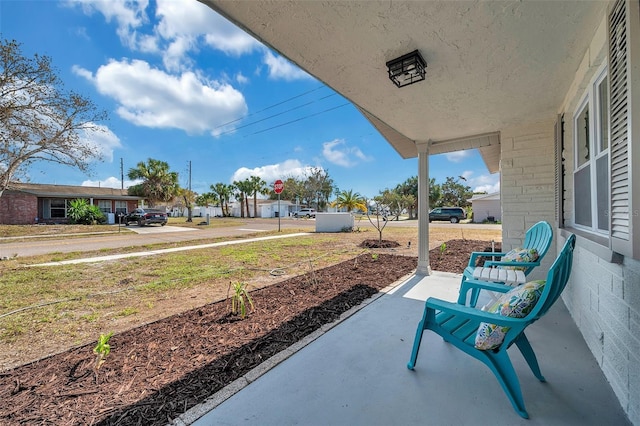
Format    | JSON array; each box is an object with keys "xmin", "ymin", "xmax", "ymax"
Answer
[
  {"xmin": 371, "ymin": 253, "xmax": 379, "ymax": 261},
  {"xmin": 93, "ymin": 331, "xmax": 113, "ymax": 370},
  {"xmin": 439, "ymin": 242, "xmax": 447, "ymax": 257},
  {"xmin": 228, "ymin": 281, "xmax": 254, "ymax": 318}
]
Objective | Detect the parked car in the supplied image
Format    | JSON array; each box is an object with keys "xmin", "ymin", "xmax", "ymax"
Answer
[
  {"xmin": 123, "ymin": 208, "xmax": 168, "ymax": 226},
  {"xmin": 293, "ymin": 208, "xmax": 316, "ymax": 218},
  {"xmin": 428, "ymin": 207, "xmax": 466, "ymax": 223}
]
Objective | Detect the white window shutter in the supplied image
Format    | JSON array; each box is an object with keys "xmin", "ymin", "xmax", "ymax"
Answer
[{"xmin": 608, "ymin": 0, "xmax": 640, "ymax": 260}]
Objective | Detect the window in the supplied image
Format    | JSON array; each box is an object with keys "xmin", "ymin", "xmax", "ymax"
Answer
[
  {"xmin": 97, "ymin": 200, "xmax": 111, "ymax": 214},
  {"xmin": 115, "ymin": 201, "xmax": 127, "ymax": 216},
  {"xmin": 50, "ymin": 199, "xmax": 67, "ymax": 218},
  {"xmin": 573, "ymin": 68, "xmax": 609, "ymax": 234}
]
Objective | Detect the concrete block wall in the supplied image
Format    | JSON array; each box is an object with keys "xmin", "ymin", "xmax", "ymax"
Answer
[
  {"xmin": 500, "ymin": 120, "xmax": 557, "ymax": 281},
  {"xmin": 562, "ymin": 235, "xmax": 640, "ymax": 425}
]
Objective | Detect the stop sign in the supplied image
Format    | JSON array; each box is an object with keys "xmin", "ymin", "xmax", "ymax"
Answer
[{"xmin": 274, "ymin": 179, "xmax": 284, "ymax": 194}]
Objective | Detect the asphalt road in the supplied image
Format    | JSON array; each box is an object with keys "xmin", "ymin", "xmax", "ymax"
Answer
[{"xmin": 0, "ymin": 217, "xmax": 499, "ymax": 258}]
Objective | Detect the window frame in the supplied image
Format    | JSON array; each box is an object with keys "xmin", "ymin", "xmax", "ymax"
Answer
[{"xmin": 572, "ymin": 64, "xmax": 610, "ymax": 236}]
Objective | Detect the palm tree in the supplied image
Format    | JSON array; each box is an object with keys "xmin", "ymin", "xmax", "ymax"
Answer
[
  {"xmin": 180, "ymin": 188, "xmax": 196, "ymax": 222},
  {"xmin": 127, "ymin": 158, "xmax": 179, "ymax": 207},
  {"xmin": 332, "ymin": 189, "xmax": 367, "ymax": 212},
  {"xmin": 248, "ymin": 175, "xmax": 268, "ymax": 218},
  {"xmin": 233, "ymin": 179, "xmax": 253, "ymax": 218},
  {"xmin": 211, "ymin": 182, "xmax": 233, "ymax": 216}
]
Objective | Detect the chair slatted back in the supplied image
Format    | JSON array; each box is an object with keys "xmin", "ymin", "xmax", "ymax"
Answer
[
  {"xmin": 530, "ymin": 234, "xmax": 576, "ymax": 320},
  {"xmin": 521, "ymin": 221, "xmax": 554, "ymax": 275}
]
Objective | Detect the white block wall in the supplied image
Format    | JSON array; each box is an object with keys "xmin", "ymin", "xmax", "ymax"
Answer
[
  {"xmin": 562, "ymin": 237, "xmax": 640, "ymax": 425},
  {"xmin": 500, "ymin": 120, "xmax": 557, "ymax": 281},
  {"xmin": 555, "ymin": 13, "xmax": 639, "ymax": 424}
]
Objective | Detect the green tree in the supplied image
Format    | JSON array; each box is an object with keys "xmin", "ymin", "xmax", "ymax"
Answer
[
  {"xmin": 305, "ymin": 167, "xmax": 335, "ymax": 210},
  {"xmin": 439, "ymin": 176, "xmax": 472, "ymax": 207},
  {"xmin": 429, "ymin": 178, "xmax": 442, "ymax": 208},
  {"xmin": 0, "ymin": 39, "xmax": 107, "ymax": 198},
  {"xmin": 195, "ymin": 192, "xmax": 218, "ymax": 208},
  {"xmin": 211, "ymin": 182, "xmax": 233, "ymax": 216},
  {"xmin": 127, "ymin": 158, "xmax": 179, "ymax": 207},
  {"xmin": 233, "ymin": 179, "xmax": 253, "ymax": 218},
  {"xmin": 248, "ymin": 175, "xmax": 268, "ymax": 218},
  {"xmin": 179, "ymin": 188, "xmax": 197, "ymax": 222},
  {"xmin": 332, "ymin": 189, "xmax": 367, "ymax": 212},
  {"xmin": 395, "ymin": 176, "xmax": 418, "ymax": 219}
]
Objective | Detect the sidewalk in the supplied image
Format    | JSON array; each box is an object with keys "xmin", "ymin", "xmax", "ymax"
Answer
[{"xmin": 31, "ymin": 233, "xmax": 311, "ymax": 266}]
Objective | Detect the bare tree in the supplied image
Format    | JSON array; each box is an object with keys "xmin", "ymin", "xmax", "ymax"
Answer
[{"xmin": 0, "ymin": 39, "xmax": 107, "ymax": 197}]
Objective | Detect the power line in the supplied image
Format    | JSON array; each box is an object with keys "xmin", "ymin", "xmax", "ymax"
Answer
[
  {"xmin": 213, "ymin": 84, "xmax": 329, "ymax": 130},
  {"xmin": 217, "ymin": 93, "xmax": 338, "ymax": 137},
  {"xmin": 245, "ymin": 102, "xmax": 351, "ymax": 137}
]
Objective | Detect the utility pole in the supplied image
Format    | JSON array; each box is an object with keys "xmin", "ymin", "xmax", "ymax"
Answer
[
  {"xmin": 186, "ymin": 161, "xmax": 193, "ymax": 222},
  {"xmin": 120, "ymin": 158, "xmax": 124, "ymax": 190}
]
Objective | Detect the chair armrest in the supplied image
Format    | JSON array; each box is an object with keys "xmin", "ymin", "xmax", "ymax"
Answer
[
  {"xmin": 457, "ymin": 278, "xmax": 511, "ymax": 305},
  {"xmin": 427, "ymin": 297, "xmax": 525, "ymax": 327},
  {"xmin": 467, "ymin": 251, "xmax": 508, "ymax": 267},
  {"xmin": 484, "ymin": 260, "xmax": 540, "ymax": 269}
]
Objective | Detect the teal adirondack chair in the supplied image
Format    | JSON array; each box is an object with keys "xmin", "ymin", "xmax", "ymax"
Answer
[
  {"xmin": 407, "ymin": 234, "xmax": 576, "ymax": 419},
  {"xmin": 461, "ymin": 221, "xmax": 554, "ymax": 307}
]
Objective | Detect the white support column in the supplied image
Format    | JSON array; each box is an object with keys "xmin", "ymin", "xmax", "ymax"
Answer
[{"xmin": 416, "ymin": 141, "xmax": 430, "ymax": 275}]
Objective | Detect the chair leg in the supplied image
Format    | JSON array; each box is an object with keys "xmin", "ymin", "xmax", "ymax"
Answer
[
  {"xmin": 407, "ymin": 318, "xmax": 426, "ymax": 370},
  {"xmin": 485, "ymin": 351, "xmax": 529, "ymax": 419},
  {"xmin": 515, "ymin": 333, "xmax": 546, "ymax": 382}
]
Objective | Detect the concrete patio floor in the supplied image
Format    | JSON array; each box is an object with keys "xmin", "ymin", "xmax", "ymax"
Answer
[{"xmin": 175, "ymin": 271, "xmax": 631, "ymax": 426}]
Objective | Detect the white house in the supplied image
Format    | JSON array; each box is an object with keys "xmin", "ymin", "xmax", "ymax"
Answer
[
  {"xmin": 201, "ymin": 1, "xmax": 640, "ymax": 422},
  {"xmin": 468, "ymin": 192, "xmax": 501, "ymax": 223}
]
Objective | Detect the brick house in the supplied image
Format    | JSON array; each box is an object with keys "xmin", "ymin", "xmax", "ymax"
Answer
[{"xmin": 0, "ymin": 183, "xmax": 143, "ymax": 225}]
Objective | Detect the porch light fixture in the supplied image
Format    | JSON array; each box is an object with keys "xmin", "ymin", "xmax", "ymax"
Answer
[{"xmin": 386, "ymin": 50, "xmax": 427, "ymax": 88}]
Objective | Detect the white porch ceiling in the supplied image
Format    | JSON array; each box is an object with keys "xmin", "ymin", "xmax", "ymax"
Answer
[{"xmin": 201, "ymin": 0, "xmax": 608, "ymax": 171}]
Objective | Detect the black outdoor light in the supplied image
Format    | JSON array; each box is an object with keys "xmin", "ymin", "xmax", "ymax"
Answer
[{"xmin": 386, "ymin": 50, "xmax": 427, "ymax": 88}]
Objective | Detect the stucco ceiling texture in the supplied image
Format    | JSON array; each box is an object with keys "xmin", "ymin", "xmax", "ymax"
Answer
[{"xmin": 203, "ymin": 0, "xmax": 607, "ymax": 159}]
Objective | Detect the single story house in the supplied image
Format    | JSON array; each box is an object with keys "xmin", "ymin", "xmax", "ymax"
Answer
[
  {"xmin": 202, "ymin": 1, "xmax": 640, "ymax": 422},
  {"xmin": 0, "ymin": 182, "xmax": 142, "ymax": 225},
  {"xmin": 468, "ymin": 192, "xmax": 501, "ymax": 223}
]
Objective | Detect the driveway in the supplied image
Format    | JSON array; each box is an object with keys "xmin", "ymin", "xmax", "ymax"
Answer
[{"xmin": 125, "ymin": 225, "xmax": 196, "ymax": 234}]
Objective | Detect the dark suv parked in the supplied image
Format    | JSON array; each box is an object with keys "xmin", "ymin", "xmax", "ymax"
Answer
[
  {"xmin": 123, "ymin": 208, "xmax": 168, "ymax": 226},
  {"xmin": 428, "ymin": 207, "xmax": 466, "ymax": 223}
]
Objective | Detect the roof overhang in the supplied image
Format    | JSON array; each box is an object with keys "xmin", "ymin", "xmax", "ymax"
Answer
[{"xmin": 201, "ymin": 1, "xmax": 607, "ymax": 174}]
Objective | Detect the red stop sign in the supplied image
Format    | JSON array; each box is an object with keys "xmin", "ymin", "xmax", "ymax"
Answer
[{"xmin": 274, "ymin": 179, "xmax": 284, "ymax": 194}]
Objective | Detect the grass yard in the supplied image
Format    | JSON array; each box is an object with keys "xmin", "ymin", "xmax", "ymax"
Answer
[{"xmin": 0, "ymin": 223, "xmax": 501, "ymax": 371}]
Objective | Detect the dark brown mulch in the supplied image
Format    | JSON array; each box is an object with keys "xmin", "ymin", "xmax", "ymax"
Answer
[
  {"xmin": 0, "ymin": 239, "xmax": 496, "ymax": 425},
  {"xmin": 429, "ymin": 239, "xmax": 501, "ymax": 273},
  {"xmin": 359, "ymin": 239, "xmax": 401, "ymax": 249},
  {"xmin": 0, "ymin": 253, "xmax": 416, "ymax": 426}
]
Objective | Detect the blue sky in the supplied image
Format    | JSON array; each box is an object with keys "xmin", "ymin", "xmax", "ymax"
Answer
[{"xmin": 1, "ymin": 0, "xmax": 500, "ymax": 199}]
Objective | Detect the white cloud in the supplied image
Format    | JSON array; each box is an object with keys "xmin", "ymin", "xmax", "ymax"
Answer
[
  {"xmin": 235, "ymin": 73, "xmax": 249, "ymax": 85},
  {"xmin": 469, "ymin": 173, "xmax": 501, "ymax": 193},
  {"xmin": 322, "ymin": 139, "xmax": 371, "ymax": 167},
  {"xmin": 264, "ymin": 51, "xmax": 312, "ymax": 81},
  {"xmin": 231, "ymin": 159, "xmax": 319, "ymax": 184},
  {"xmin": 82, "ymin": 176, "xmax": 140, "ymax": 189},
  {"xmin": 69, "ymin": 0, "xmax": 260, "ymax": 72},
  {"xmin": 444, "ymin": 150, "xmax": 471, "ymax": 163},
  {"xmin": 74, "ymin": 59, "xmax": 248, "ymax": 136},
  {"xmin": 67, "ymin": 0, "xmax": 150, "ymax": 49},
  {"xmin": 80, "ymin": 124, "xmax": 122, "ymax": 162}
]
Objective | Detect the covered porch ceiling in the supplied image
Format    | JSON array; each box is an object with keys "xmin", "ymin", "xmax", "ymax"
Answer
[{"xmin": 200, "ymin": 0, "xmax": 607, "ymax": 173}]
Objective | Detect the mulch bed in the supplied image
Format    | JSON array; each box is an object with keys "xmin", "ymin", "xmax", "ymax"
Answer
[
  {"xmin": 0, "ymin": 239, "xmax": 498, "ymax": 425},
  {"xmin": 0, "ymin": 253, "xmax": 416, "ymax": 426}
]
